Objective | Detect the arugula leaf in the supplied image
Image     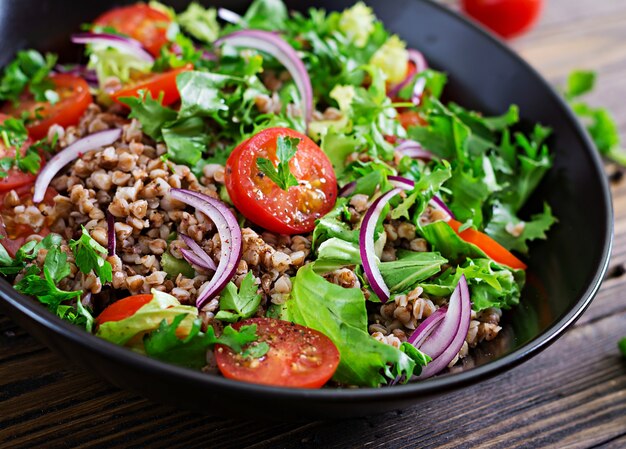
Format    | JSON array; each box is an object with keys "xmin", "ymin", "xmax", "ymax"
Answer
[
  {"xmin": 255, "ymin": 135, "xmax": 300, "ymax": 191},
  {"xmin": 215, "ymin": 272, "xmax": 262, "ymax": 322},
  {"xmin": 69, "ymin": 226, "xmax": 112, "ymax": 284},
  {"xmin": 161, "ymin": 116, "xmax": 209, "ymax": 167},
  {"xmin": 0, "ymin": 49, "xmax": 57, "ymax": 104},
  {"xmin": 421, "ymin": 258, "xmax": 524, "ymax": 311},
  {"xmin": 118, "ymin": 90, "xmax": 177, "ymax": 140},
  {"xmin": 177, "ymin": 2, "xmax": 220, "ymax": 43},
  {"xmin": 311, "ymin": 197, "xmax": 358, "ymax": 249},
  {"xmin": 286, "ymin": 264, "xmax": 429, "ymax": 386},
  {"xmin": 484, "ymin": 202, "xmax": 557, "ymax": 254}
]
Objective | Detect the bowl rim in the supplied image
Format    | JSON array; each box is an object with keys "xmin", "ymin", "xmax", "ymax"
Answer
[{"xmin": 0, "ymin": 0, "xmax": 613, "ymax": 402}]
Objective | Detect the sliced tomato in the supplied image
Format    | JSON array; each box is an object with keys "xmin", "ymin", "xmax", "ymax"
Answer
[
  {"xmin": 225, "ymin": 127, "xmax": 338, "ymax": 234},
  {"xmin": 96, "ymin": 294, "xmax": 153, "ymax": 325},
  {"xmin": 93, "ymin": 4, "xmax": 172, "ymax": 57},
  {"xmin": 215, "ymin": 317, "xmax": 340, "ymax": 389},
  {"xmin": 111, "ymin": 64, "xmax": 192, "ymax": 107},
  {"xmin": 447, "ymin": 218, "xmax": 527, "ymax": 270},
  {"xmin": 0, "ymin": 185, "xmax": 56, "ymax": 257},
  {"xmin": 398, "ymin": 110, "xmax": 427, "ymax": 130},
  {"xmin": 0, "ymin": 114, "xmax": 40, "ymax": 192},
  {"xmin": 2, "ymin": 74, "xmax": 92, "ymax": 141},
  {"xmin": 461, "ymin": 0, "xmax": 543, "ymax": 39}
]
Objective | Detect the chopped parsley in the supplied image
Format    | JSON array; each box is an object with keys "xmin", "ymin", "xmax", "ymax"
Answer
[
  {"xmin": 143, "ymin": 314, "xmax": 261, "ymax": 369},
  {"xmin": 69, "ymin": 226, "xmax": 113, "ymax": 284},
  {"xmin": 256, "ymin": 136, "xmax": 300, "ymax": 191},
  {"xmin": 0, "ymin": 49, "xmax": 58, "ymax": 104},
  {"xmin": 215, "ymin": 272, "xmax": 262, "ymax": 322}
]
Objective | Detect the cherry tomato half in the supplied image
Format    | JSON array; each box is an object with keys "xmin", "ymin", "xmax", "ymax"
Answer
[
  {"xmin": 111, "ymin": 65, "xmax": 192, "ymax": 107},
  {"xmin": 0, "ymin": 185, "xmax": 56, "ymax": 257},
  {"xmin": 2, "ymin": 74, "xmax": 93, "ymax": 141},
  {"xmin": 225, "ymin": 127, "xmax": 338, "ymax": 234},
  {"xmin": 447, "ymin": 218, "xmax": 527, "ymax": 270},
  {"xmin": 398, "ymin": 110, "xmax": 428, "ymax": 130},
  {"xmin": 215, "ymin": 317, "xmax": 340, "ymax": 389},
  {"xmin": 93, "ymin": 3, "xmax": 172, "ymax": 57},
  {"xmin": 461, "ymin": 0, "xmax": 543, "ymax": 39},
  {"xmin": 96, "ymin": 294, "xmax": 154, "ymax": 325}
]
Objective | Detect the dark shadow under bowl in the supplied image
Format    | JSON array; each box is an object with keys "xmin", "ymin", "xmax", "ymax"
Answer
[{"xmin": 0, "ymin": 0, "xmax": 612, "ymax": 419}]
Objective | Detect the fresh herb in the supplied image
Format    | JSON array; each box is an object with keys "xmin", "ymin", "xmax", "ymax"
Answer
[
  {"xmin": 564, "ymin": 70, "xmax": 626, "ymax": 165},
  {"xmin": 0, "ymin": 117, "xmax": 43, "ymax": 176},
  {"xmin": 241, "ymin": 341, "xmax": 270, "ymax": 359},
  {"xmin": 69, "ymin": 226, "xmax": 113, "ymax": 284},
  {"xmin": 215, "ymin": 272, "xmax": 262, "ymax": 322},
  {"xmin": 0, "ymin": 234, "xmax": 62, "ymax": 276},
  {"xmin": 143, "ymin": 313, "xmax": 260, "ymax": 369},
  {"xmin": 255, "ymin": 136, "xmax": 300, "ymax": 191},
  {"xmin": 119, "ymin": 90, "xmax": 178, "ymax": 141},
  {"xmin": 0, "ymin": 49, "xmax": 58, "ymax": 104},
  {"xmin": 242, "ymin": 0, "xmax": 288, "ymax": 31},
  {"xmin": 14, "ymin": 247, "xmax": 84, "ymax": 322}
]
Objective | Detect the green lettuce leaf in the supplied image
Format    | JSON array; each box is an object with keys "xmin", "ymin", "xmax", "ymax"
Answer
[
  {"xmin": 286, "ymin": 264, "xmax": 429, "ymax": 386},
  {"xmin": 96, "ymin": 290, "xmax": 198, "ymax": 346}
]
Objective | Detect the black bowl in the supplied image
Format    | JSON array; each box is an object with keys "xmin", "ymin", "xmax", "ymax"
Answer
[{"xmin": 0, "ymin": 0, "xmax": 613, "ymax": 419}]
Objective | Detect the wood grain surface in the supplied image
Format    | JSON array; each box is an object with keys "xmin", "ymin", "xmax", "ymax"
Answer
[{"xmin": 2, "ymin": 0, "xmax": 626, "ymax": 447}]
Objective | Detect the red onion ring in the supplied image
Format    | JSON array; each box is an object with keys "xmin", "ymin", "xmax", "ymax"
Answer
[
  {"xmin": 407, "ymin": 306, "xmax": 447, "ymax": 347},
  {"xmin": 169, "ymin": 189, "xmax": 242, "ymax": 309},
  {"xmin": 71, "ymin": 32, "xmax": 154, "ymax": 63},
  {"xmin": 387, "ymin": 48, "xmax": 428, "ymax": 99},
  {"xmin": 395, "ymin": 140, "xmax": 434, "ymax": 161},
  {"xmin": 360, "ymin": 187, "xmax": 403, "ymax": 302},
  {"xmin": 217, "ymin": 8, "xmax": 243, "ymax": 24},
  {"xmin": 215, "ymin": 30, "xmax": 313, "ymax": 125},
  {"xmin": 33, "ymin": 128, "xmax": 122, "ymax": 203},
  {"xmin": 180, "ymin": 233, "xmax": 217, "ymax": 271},
  {"xmin": 106, "ymin": 211, "xmax": 116, "ymax": 257},
  {"xmin": 417, "ymin": 275, "xmax": 471, "ymax": 379}
]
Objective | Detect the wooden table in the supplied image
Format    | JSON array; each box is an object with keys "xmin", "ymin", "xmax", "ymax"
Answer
[{"xmin": 2, "ymin": 0, "xmax": 626, "ymax": 447}]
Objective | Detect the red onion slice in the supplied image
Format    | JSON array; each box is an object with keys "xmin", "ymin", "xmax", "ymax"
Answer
[
  {"xmin": 33, "ymin": 128, "xmax": 122, "ymax": 203},
  {"xmin": 180, "ymin": 233, "xmax": 217, "ymax": 271},
  {"xmin": 418, "ymin": 275, "xmax": 471, "ymax": 379},
  {"xmin": 360, "ymin": 187, "xmax": 403, "ymax": 302},
  {"xmin": 407, "ymin": 306, "xmax": 447, "ymax": 347},
  {"xmin": 169, "ymin": 189, "xmax": 242, "ymax": 309},
  {"xmin": 215, "ymin": 30, "xmax": 313, "ymax": 124},
  {"xmin": 395, "ymin": 140, "xmax": 433, "ymax": 161},
  {"xmin": 217, "ymin": 8, "xmax": 243, "ymax": 24},
  {"xmin": 71, "ymin": 32, "xmax": 154, "ymax": 63},
  {"xmin": 106, "ymin": 211, "xmax": 116, "ymax": 257},
  {"xmin": 180, "ymin": 248, "xmax": 212, "ymax": 271},
  {"xmin": 387, "ymin": 48, "xmax": 428, "ymax": 99}
]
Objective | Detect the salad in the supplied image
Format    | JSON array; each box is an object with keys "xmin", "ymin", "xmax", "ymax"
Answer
[{"xmin": 0, "ymin": 0, "xmax": 556, "ymax": 388}]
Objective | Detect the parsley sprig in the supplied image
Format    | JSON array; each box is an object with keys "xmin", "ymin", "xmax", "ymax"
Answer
[
  {"xmin": 214, "ymin": 272, "xmax": 262, "ymax": 322},
  {"xmin": 69, "ymin": 226, "xmax": 113, "ymax": 284},
  {"xmin": 256, "ymin": 136, "xmax": 300, "ymax": 191},
  {"xmin": 0, "ymin": 117, "xmax": 45, "ymax": 178},
  {"xmin": 143, "ymin": 314, "xmax": 266, "ymax": 369},
  {"xmin": 0, "ymin": 49, "xmax": 58, "ymax": 105}
]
